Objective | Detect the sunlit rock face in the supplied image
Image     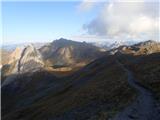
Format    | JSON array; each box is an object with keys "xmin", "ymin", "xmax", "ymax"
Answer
[
  {"xmin": 1, "ymin": 44, "xmax": 44, "ymax": 87},
  {"xmin": 8, "ymin": 47, "xmax": 24, "ymax": 64},
  {"xmin": 4, "ymin": 44, "xmax": 44, "ymax": 75},
  {"xmin": 108, "ymin": 40, "xmax": 160, "ymax": 55},
  {"xmin": 133, "ymin": 40, "xmax": 160, "ymax": 55},
  {"xmin": 17, "ymin": 44, "xmax": 44, "ymax": 73}
]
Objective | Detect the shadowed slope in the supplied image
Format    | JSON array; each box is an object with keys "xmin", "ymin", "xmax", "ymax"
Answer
[{"xmin": 2, "ymin": 40, "xmax": 160, "ymax": 120}]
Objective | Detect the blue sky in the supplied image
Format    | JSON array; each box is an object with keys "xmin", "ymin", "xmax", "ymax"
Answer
[
  {"xmin": 2, "ymin": 0, "xmax": 159, "ymax": 45},
  {"xmin": 2, "ymin": 1, "xmax": 100, "ymax": 45}
]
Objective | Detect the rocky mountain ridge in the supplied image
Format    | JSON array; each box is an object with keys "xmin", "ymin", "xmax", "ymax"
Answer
[
  {"xmin": 108, "ymin": 40, "xmax": 160, "ymax": 55},
  {"xmin": 2, "ymin": 44, "xmax": 44, "ymax": 77},
  {"xmin": 1, "ymin": 40, "xmax": 160, "ymax": 120},
  {"xmin": 39, "ymin": 38, "xmax": 104, "ymax": 67}
]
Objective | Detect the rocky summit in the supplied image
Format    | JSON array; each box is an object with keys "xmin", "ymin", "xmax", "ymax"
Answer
[
  {"xmin": 17, "ymin": 44, "xmax": 44, "ymax": 73},
  {"xmin": 39, "ymin": 38, "xmax": 104, "ymax": 68},
  {"xmin": 2, "ymin": 44, "xmax": 44, "ymax": 76}
]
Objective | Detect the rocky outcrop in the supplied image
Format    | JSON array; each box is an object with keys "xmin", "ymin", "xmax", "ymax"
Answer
[
  {"xmin": 108, "ymin": 40, "xmax": 160, "ymax": 55},
  {"xmin": 0, "ymin": 49, "xmax": 11, "ymax": 67},
  {"xmin": 133, "ymin": 40, "xmax": 160, "ymax": 55},
  {"xmin": 8, "ymin": 47, "xmax": 24, "ymax": 65},
  {"xmin": 17, "ymin": 44, "xmax": 44, "ymax": 73},
  {"xmin": 3, "ymin": 44, "xmax": 44, "ymax": 75}
]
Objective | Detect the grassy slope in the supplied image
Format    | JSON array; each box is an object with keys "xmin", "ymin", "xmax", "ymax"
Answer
[
  {"xmin": 3, "ymin": 55, "xmax": 136, "ymax": 120},
  {"xmin": 3, "ymin": 53, "xmax": 160, "ymax": 120},
  {"xmin": 128, "ymin": 53, "xmax": 160, "ymax": 100},
  {"xmin": 2, "ymin": 41, "xmax": 160, "ymax": 120}
]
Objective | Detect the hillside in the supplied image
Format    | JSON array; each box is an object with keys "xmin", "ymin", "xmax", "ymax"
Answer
[{"xmin": 2, "ymin": 40, "xmax": 160, "ymax": 120}]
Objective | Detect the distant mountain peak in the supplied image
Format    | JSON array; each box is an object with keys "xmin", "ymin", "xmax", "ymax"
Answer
[
  {"xmin": 135, "ymin": 40, "xmax": 159, "ymax": 47},
  {"xmin": 6, "ymin": 45, "xmax": 44, "ymax": 74},
  {"xmin": 58, "ymin": 37, "xmax": 67, "ymax": 41},
  {"xmin": 109, "ymin": 40, "xmax": 160, "ymax": 55},
  {"xmin": 53, "ymin": 38, "xmax": 79, "ymax": 44},
  {"xmin": 39, "ymin": 39, "xmax": 104, "ymax": 68},
  {"xmin": 17, "ymin": 44, "xmax": 44, "ymax": 73},
  {"xmin": 54, "ymin": 38, "xmax": 71, "ymax": 42}
]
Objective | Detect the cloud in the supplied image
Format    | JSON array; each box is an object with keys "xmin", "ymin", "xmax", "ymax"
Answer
[
  {"xmin": 78, "ymin": 0, "xmax": 96, "ymax": 12},
  {"xmin": 77, "ymin": 0, "xmax": 106, "ymax": 12},
  {"xmin": 83, "ymin": 0, "xmax": 159, "ymax": 41}
]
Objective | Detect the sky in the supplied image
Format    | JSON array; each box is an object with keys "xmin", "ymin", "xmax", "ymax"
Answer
[{"xmin": 1, "ymin": 0, "xmax": 159, "ymax": 45}]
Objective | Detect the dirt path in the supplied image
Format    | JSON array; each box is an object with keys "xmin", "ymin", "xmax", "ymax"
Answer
[{"xmin": 113, "ymin": 61, "xmax": 160, "ymax": 120}]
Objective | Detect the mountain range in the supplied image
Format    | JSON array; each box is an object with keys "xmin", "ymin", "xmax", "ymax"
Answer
[
  {"xmin": 1, "ymin": 39, "xmax": 160, "ymax": 120},
  {"xmin": 1, "ymin": 38, "xmax": 105, "ymax": 85}
]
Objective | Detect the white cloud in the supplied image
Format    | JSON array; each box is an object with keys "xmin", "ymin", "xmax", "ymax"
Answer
[
  {"xmin": 77, "ymin": 0, "xmax": 106, "ymax": 12},
  {"xmin": 78, "ymin": 0, "xmax": 96, "ymax": 12},
  {"xmin": 83, "ymin": 0, "xmax": 159, "ymax": 41}
]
